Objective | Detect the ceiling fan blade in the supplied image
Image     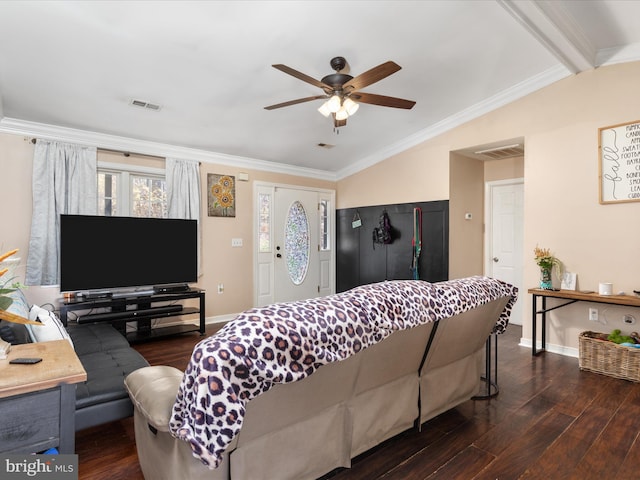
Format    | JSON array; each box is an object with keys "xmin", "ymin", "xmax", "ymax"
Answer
[
  {"xmin": 343, "ymin": 61, "xmax": 401, "ymax": 91},
  {"xmin": 272, "ymin": 64, "xmax": 332, "ymax": 91},
  {"xmin": 264, "ymin": 95, "xmax": 327, "ymax": 110},
  {"xmin": 350, "ymin": 92, "xmax": 416, "ymax": 109}
]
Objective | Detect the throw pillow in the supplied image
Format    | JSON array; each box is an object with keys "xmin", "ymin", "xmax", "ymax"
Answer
[{"xmin": 27, "ymin": 304, "xmax": 74, "ymax": 347}]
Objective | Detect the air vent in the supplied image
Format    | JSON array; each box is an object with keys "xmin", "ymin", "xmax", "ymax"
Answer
[
  {"xmin": 317, "ymin": 143, "xmax": 335, "ymax": 149},
  {"xmin": 474, "ymin": 143, "xmax": 524, "ymax": 160},
  {"xmin": 130, "ymin": 99, "xmax": 162, "ymax": 111}
]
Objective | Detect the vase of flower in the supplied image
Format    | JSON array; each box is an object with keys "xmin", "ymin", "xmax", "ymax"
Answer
[
  {"xmin": 539, "ymin": 266, "xmax": 553, "ymax": 290},
  {"xmin": 534, "ymin": 246, "xmax": 559, "ymax": 290}
]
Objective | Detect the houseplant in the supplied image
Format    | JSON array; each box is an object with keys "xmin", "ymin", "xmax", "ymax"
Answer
[{"xmin": 0, "ymin": 248, "xmax": 38, "ymax": 325}]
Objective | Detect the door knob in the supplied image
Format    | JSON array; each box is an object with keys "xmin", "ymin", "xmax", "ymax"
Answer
[{"xmin": 493, "ymin": 257, "xmax": 499, "ymax": 262}]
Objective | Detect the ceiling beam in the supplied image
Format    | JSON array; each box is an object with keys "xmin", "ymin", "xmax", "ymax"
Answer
[{"xmin": 498, "ymin": 0, "xmax": 596, "ymax": 73}]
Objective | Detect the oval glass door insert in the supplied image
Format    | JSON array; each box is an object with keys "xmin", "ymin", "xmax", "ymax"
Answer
[{"xmin": 285, "ymin": 200, "xmax": 310, "ymax": 285}]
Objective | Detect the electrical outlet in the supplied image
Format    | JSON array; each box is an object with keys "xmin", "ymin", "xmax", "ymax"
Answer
[{"xmin": 589, "ymin": 308, "xmax": 599, "ymax": 322}]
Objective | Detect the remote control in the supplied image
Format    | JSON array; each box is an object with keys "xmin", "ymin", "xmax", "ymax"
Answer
[{"xmin": 9, "ymin": 357, "xmax": 42, "ymax": 364}]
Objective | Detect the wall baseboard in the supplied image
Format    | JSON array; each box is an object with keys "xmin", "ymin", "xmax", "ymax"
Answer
[{"xmin": 518, "ymin": 337, "xmax": 579, "ymax": 358}]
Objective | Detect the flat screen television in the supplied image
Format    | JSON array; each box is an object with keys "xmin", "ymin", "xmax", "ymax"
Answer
[{"xmin": 60, "ymin": 214, "xmax": 197, "ymax": 294}]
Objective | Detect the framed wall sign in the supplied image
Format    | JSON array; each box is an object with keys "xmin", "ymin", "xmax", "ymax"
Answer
[{"xmin": 599, "ymin": 119, "xmax": 640, "ymax": 204}]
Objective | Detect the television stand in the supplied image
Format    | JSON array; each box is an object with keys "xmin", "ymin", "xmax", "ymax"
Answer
[{"xmin": 59, "ymin": 288, "xmax": 206, "ymax": 343}]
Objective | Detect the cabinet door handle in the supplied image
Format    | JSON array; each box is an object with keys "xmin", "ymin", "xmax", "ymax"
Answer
[{"xmin": 493, "ymin": 257, "xmax": 499, "ymax": 262}]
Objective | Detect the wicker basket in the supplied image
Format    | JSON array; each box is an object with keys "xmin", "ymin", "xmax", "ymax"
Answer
[{"xmin": 579, "ymin": 331, "xmax": 640, "ymax": 382}]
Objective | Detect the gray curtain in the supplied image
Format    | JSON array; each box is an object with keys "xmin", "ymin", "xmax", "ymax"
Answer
[
  {"xmin": 26, "ymin": 140, "xmax": 97, "ymax": 285},
  {"xmin": 166, "ymin": 157, "xmax": 202, "ymax": 275}
]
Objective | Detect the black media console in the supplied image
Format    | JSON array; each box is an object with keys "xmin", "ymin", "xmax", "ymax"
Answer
[{"xmin": 59, "ymin": 288, "xmax": 206, "ymax": 343}]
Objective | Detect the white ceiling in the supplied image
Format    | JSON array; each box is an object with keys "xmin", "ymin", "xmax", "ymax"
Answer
[{"xmin": 1, "ymin": 0, "xmax": 640, "ymax": 179}]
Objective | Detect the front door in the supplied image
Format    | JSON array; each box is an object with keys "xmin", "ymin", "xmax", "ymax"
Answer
[{"xmin": 254, "ymin": 183, "xmax": 334, "ymax": 307}]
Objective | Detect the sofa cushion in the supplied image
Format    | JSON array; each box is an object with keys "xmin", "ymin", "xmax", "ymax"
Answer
[
  {"xmin": 67, "ymin": 323, "xmax": 130, "ymax": 356},
  {"xmin": 75, "ymin": 347, "xmax": 149, "ymax": 409}
]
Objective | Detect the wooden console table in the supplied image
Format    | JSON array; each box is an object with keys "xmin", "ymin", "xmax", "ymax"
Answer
[
  {"xmin": 0, "ymin": 340, "xmax": 87, "ymax": 454},
  {"xmin": 529, "ymin": 288, "xmax": 640, "ymax": 356}
]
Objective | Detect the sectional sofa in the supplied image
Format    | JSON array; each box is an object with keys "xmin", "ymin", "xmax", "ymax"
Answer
[{"xmin": 125, "ymin": 276, "xmax": 517, "ymax": 480}]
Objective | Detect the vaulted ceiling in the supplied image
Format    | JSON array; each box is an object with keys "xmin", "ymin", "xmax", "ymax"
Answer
[{"xmin": 1, "ymin": 1, "xmax": 640, "ymax": 179}]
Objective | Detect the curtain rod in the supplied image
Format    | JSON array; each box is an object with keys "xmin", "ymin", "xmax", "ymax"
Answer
[
  {"xmin": 30, "ymin": 138, "xmax": 151, "ymax": 158},
  {"xmin": 29, "ymin": 138, "xmax": 168, "ymax": 161}
]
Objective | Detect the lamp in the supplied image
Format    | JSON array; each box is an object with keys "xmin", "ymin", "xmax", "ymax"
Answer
[
  {"xmin": 326, "ymin": 94, "xmax": 341, "ymax": 113},
  {"xmin": 317, "ymin": 102, "xmax": 331, "ymax": 117},
  {"xmin": 319, "ymin": 95, "xmax": 359, "ymax": 124},
  {"xmin": 335, "ymin": 107, "xmax": 348, "ymax": 121},
  {"xmin": 343, "ymin": 97, "xmax": 359, "ymax": 116}
]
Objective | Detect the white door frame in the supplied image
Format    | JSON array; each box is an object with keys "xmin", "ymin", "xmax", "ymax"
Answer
[
  {"xmin": 484, "ymin": 178, "xmax": 524, "ymax": 324},
  {"xmin": 253, "ymin": 181, "xmax": 336, "ymax": 307}
]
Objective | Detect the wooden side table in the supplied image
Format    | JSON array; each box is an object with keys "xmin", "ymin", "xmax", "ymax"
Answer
[
  {"xmin": 0, "ymin": 340, "xmax": 87, "ymax": 454},
  {"xmin": 529, "ymin": 288, "xmax": 640, "ymax": 356}
]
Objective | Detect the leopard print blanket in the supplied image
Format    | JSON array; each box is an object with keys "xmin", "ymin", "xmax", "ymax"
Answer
[{"xmin": 169, "ymin": 276, "xmax": 518, "ymax": 468}]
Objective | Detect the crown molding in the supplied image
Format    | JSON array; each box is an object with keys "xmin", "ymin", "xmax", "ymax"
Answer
[
  {"xmin": 497, "ymin": 0, "xmax": 595, "ymax": 73},
  {"xmin": 335, "ymin": 64, "xmax": 570, "ymax": 180},
  {"xmin": 596, "ymin": 42, "xmax": 640, "ymax": 67},
  {"xmin": 0, "ymin": 117, "xmax": 338, "ymax": 182}
]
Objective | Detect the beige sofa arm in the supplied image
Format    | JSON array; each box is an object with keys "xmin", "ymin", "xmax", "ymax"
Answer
[
  {"xmin": 125, "ymin": 365, "xmax": 183, "ymax": 433},
  {"xmin": 126, "ymin": 366, "xmax": 234, "ymax": 480}
]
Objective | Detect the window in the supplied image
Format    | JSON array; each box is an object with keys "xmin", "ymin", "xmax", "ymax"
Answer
[
  {"xmin": 98, "ymin": 171, "xmax": 118, "ymax": 216},
  {"xmin": 258, "ymin": 192, "xmax": 271, "ymax": 252},
  {"xmin": 285, "ymin": 200, "xmax": 310, "ymax": 285},
  {"xmin": 131, "ymin": 174, "xmax": 167, "ymax": 218},
  {"xmin": 97, "ymin": 164, "xmax": 166, "ymax": 218},
  {"xmin": 319, "ymin": 199, "xmax": 330, "ymax": 251}
]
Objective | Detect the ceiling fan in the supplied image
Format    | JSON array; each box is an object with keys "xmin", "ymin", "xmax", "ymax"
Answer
[{"xmin": 264, "ymin": 56, "xmax": 416, "ymax": 128}]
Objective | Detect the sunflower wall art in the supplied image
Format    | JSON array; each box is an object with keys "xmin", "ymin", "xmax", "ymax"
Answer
[{"xmin": 207, "ymin": 174, "xmax": 236, "ymax": 217}]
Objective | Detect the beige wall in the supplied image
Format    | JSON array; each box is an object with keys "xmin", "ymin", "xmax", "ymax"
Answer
[
  {"xmin": 484, "ymin": 156, "xmax": 524, "ymax": 183},
  {"xmin": 336, "ymin": 143, "xmax": 451, "ymax": 208},
  {"xmin": 337, "ymin": 61, "xmax": 640, "ymax": 352},
  {"xmin": 2, "ymin": 135, "xmax": 33, "ymax": 294},
  {"xmin": 0, "ymin": 133, "xmax": 335, "ymax": 318},
  {"xmin": 449, "ymin": 153, "xmax": 484, "ymax": 278}
]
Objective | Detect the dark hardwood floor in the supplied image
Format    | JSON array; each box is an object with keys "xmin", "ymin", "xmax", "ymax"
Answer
[{"xmin": 76, "ymin": 324, "xmax": 640, "ymax": 480}]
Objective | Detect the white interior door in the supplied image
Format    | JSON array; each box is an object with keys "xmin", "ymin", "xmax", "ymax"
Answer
[
  {"xmin": 254, "ymin": 183, "xmax": 335, "ymax": 307},
  {"xmin": 485, "ymin": 179, "xmax": 524, "ymax": 325}
]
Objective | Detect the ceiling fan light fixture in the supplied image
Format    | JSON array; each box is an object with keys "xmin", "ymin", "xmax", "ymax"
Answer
[
  {"xmin": 327, "ymin": 94, "xmax": 341, "ymax": 113},
  {"xmin": 318, "ymin": 101, "xmax": 332, "ymax": 117},
  {"xmin": 335, "ymin": 107, "xmax": 349, "ymax": 121},
  {"xmin": 343, "ymin": 97, "xmax": 359, "ymax": 116},
  {"xmin": 265, "ymin": 57, "xmax": 415, "ymax": 130}
]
